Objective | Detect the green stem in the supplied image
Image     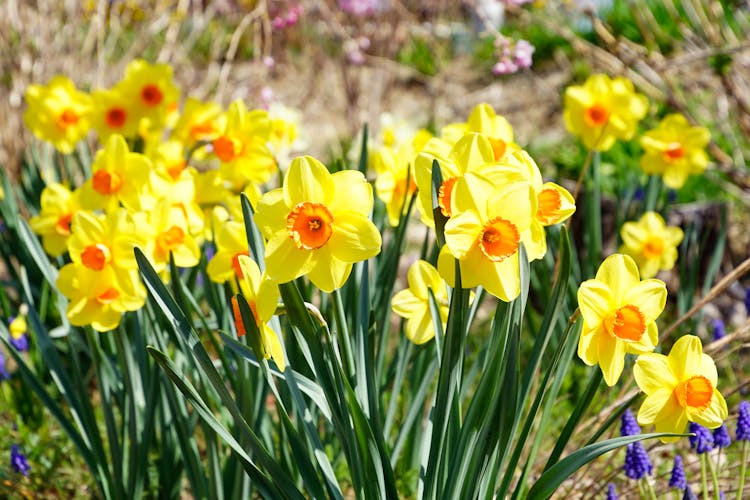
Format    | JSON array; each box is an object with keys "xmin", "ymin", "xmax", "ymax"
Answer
[
  {"xmin": 737, "ymin": 440, "xmax": 748, "ymax": 500},
  {"xmin": 643, "ymin": 174, "xmax": 662, "ymax": 212},
  {"xmin": 643, "ymin": 477, "xmax": 658, "ymax": 500},
  {"xmin": 700, "ymin": 453, "xmax": 709, "ymax": 500},
  {"xmin": 706, "ymin": 450, "xmax": 720, "ymax": 500},
  {"xmin": 583, "ymin": 151, "xmax": 602, "ymax": 278}
]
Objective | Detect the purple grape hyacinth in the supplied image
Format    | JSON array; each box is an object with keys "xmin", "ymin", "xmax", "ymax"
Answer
[
  {"xmin": 736, "ymin": 400, "xmax": 750, "ymax": 441},
  {"xmin": 669, "ymin": 455, "xmax": 687, "ymax": 489},
  {"xmin": 712, "ymin": 318, "xmax": 726, "ymax": 341},
  {"xmin": 624, "ymin": 441, "xmax": 653, "ymax": 479},
  {"xmin": 10, "ymin": 444, "xmax": 30, "ymax": 476},
  {"xmin": 606, "ymin": 483, "xmax": 618, "ymax": 500},
  {"xmin": 713, "ymin": 423, "xmax": 731, "ymax": 448},
  {"xmin": 689, "ymin": 422, "xmax": 714, "ymax": 453},
  {"xmin": 620, "ymin": 408, "xmax": 641, "ymax": 437}
]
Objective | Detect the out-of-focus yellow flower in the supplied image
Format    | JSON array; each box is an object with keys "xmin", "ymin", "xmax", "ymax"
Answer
[
  {"xmin": 231, "ymin": 255, "xmax": 285, "ymax": 370},
  {"xmin": 392, "ymin": 260, "xmax": 448, "ymax": 344},
  {"xmin": 56, "ymin": 263, "xmax": 145, "ymax": 332},
  {"xmin": 634, "ymin": 334, "xmax": 727, "ymax": 442},
  {"xmin": 254, "ymin": 156, "xmax": 382, "ymax": 292},
  {"xmin": 442, "ymin": 103, "xmax": 516, "ymax": 160},
  {"xmin": 79, "ymin": 134, "xmax": 156, "ymax": 212},
  {"xmin": 67, "ymin": 209, "xmax": 148, "ymax": 272},
  {"xmin": 144, "ymin": 200, "xmax": 201, "ymax": 271},
  {"xmin": 149, "ymin": 140, "xmax": 205, "ymax": 236},
  {"xmin": 564, "ymin": 74, "xmax": 648, "ymax": 151},
  {"xmin": 619, "ymin": 211, "xmax": 683, "ymax": 279},
  {"xmin": 440, "ymin": 176, "xmax": 537, "ymax": 301},
  {"xmin": 119, "ymin": 59, "xmax": 180, "ymax": 129},
  {"xmin": 171, "ymin": 97, "xmax": 224, "ymax": 149},
  {"xmin": 24, "ymin": 76, "xmax": 92, "ymax": 154},
  {"xmin": 639, "ymin": 114, "xmax": 711, "ymax": 189},
  {"xmin": 577, "ymin": 254, "xmax": 667, "ymax": 386},
  {"xmin": 90, "ymin": 87, "xmax": 138, "ymax": 141},
  {"xmin": 29, "ymin": 183, "xmax": 82, "ymax": 257},
  {"xmin": 267, "ymin": 102, "xmax": 306, "ymax": 169},
  {"xmin": 212, "ymin": 100, "xmax": 275, "ymax": 191},
  {"xmin": 206, "ymin": 219, "xmax": 248, "ymax": 285},
  {"xmin": 372, "ymin": 144, "xmax": 418, "ymax": 227},
  {"xmin": 9, "ymin": 314, "xmax": 27, "ymax": 341}
]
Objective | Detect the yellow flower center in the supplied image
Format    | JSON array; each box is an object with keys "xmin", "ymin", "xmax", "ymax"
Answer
[
  {"xmin": 286, "ymin": 202, "xmax": 334, "ymax": 250},
  {"xmin": 663, "ymin": 142, "xmax": 685, "ymax": 162},
  {"xmin": 56, "ymin": 213, "xmax": 73, "ymax": 236},
  {"xmin": 213, "ymin": 136, "xmax": 243, "ymax": 162},
  {"xmin": 157, "ymin": 226, "xmax": 186, "ymax": 253},
  {"xmin": 479, "ymin": 217, "xmax": 520, "ymax": 262},
  {"xmin": 59, "ymin": 109, "xmax": 79, "ymax": 128},
  {"xmin": 105, "ymin": 107, "xmax": 127, "ymax": 128},
  {"xmin": 674, "ymin": 375, "xmax": 713, "ymax": 411},
  {"xmin": 603, "ymin": 305, "xmax": 646, "ymax": 342},
  {"xmin": 438, "ymin": 176, "xmax": 457, "ymax": 218},
  {"xmin": 141, "ymin": 84, "xmax": 163, "ymax": 107},
  {"xmin": 642, "ymin": 236, "xmax": 665, "ymax": 259},
  {"xmin": 96, "ymin": 287, "xmax": 120, "ymax": 304},
  {"xmin": 536, "ymin": 188, "xmax": 562, "ymax": 224},
  {"xmin": 489, "ymin": 138, "xmax": 507, "ymax": 161},
  {"xmin": 584, "ymin": 103, "xmax": 610, "ymax": 127},
  {"xmin": 92, "ymin": 170, "xmax": 123, "ymax": 196},
  {"xmin": 81, "ymin": 243, "xmax": 112, "ymax": 271}
]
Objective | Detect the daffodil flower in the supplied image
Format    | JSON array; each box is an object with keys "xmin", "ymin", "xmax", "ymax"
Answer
[
  {"xmin": 440, "ymin": 175, "xmax": 538, "ymax": 301},
  {"xmin": 29, "ymin": 183, "xmax": 82, "ymax": 257},
  {"xmin": 254, "ymin": 156, "xmax": 382, "ymax": 293},
  {"xmin": 392, "ymin": 260, "xmax": 449, "ymax": 344},
  {"xmin": 372, "ymin": 144, "xmax": 419, "ymax": 227},
  {"xmin": 206, "ymin": 220, "xmax": 249, "ymax": 285},
  {"xmin": 577, "ymin": 254, "xmax": 667, "ymax": 386},
  {"xmin": 119, "ymin": 59, "xmax": 180, "ymax": 129},
  {"xmin": 634, "ymin": 334, "xmax": 727, "ymax": 442},
  {"xmin": 639, "ymin": 114, "xmax": 711, "ymax": 189},
  {"xmin": 23, "ymin": 76, "xmax": 92, "ymax": 154},
  {"xmin": 619, "ymin": 211, "xmax": 684, "ymax": 279},
  {"xmin": 91, "ymin": 86, "xmax": 139, "ymax": 141},
  {"xmin": 564, "ymin": 74, "xmax": 648, "ymax": 151},
  {"xmin": 441, "ymin": 103, "xmax": 516, "ymax": 160},
  {"xmin": 231, "ymin": 255, "xmax": 285, "ymax": 370},
  {"xmin": 171, "ymin": 97, "xmax": 224, "ymax": 151}
]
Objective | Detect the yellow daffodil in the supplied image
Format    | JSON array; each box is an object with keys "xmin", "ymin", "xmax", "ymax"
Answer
[
  {"xmin": 577, "ymin": 254, "xmax": 667, "ymax": 386},
  {"xmin": 79, "ymin": 134, "xmax": 156, "ymax": 212},
  {"xmin": 24, "ymin": 76, "xmax": 92, "ymax": 154},
  {"xmin": 442, "ymin": 103, "xmax": 516, "ymax": 160},
  {"xmin": 564, "ymin": 74, "xmax": 648, "ymax": 151},
  {"xmin": 231, "ymin": 255, "xmax": 285, "ymax": 370},
  {"xmin": 619, "ymin": 211, "xmax": 684, "ymax": 279},
  {"xmin": 634, "ymin": 334, "xmax": 728, "ymax": 442},
  {"xmin": 639, "ymin": 114, "xmax": 711, "ymax": 189},
  {"xmin": 148, "ymin": 140, "xmax": 205, "ymax": 236},
  {"xmin": 119, "ymin": 59, "xmax": 180, "ymax": 129},
  {"xmin": 212, "ymin": 100, "xmax": 275, "ymax": 191},
  {"xmin": 57, "ymin": 263, "xmax": 145, "ymax": 332},
  {"xmin": 415, "ymin": 132, "xmax": 511, "ymax": 228},
  {"xmin": 372, "ymin": 144, "xmax": 419, "ymax": 227},
  {"xmin": 67, "ymin": 208, "xmax": 149, "ymax": 272},
  {"xmin": 254, "ymin": 156, "xmax": 382, "ymax": 292},
  {"xmin": 391, "ymin": 260, "xmax": 449, "ymax": 344},
  {"xmin": 144, "ymin": 200, "xmax": 201, "ymax": 271},
  {"xmin": 267, "ymin": 102, "xmax": 306, "ymax": 168},
  {"xmin": 90, "ymin": 86, "xmax": 138, "ymax": 141},
  {"xmin": 29, "ymin": 183, "xmax": 82, "ymax": 257},
  {"xmin": 206, "ymin": 220, "xmax": 249, "ymax": 285},
  {"xmin": 440, "ymin": 175, "xmax": 538, "ymax": 301},
  {"xmin": 171, "ymin": 97, "xmax": 224, "ymax": 150}
]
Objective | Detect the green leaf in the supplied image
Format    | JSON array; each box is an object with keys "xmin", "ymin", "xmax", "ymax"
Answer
[
  {"xmin": 527, "ymin": 433, "xmax": 687, "ymax": 499},
  {"xmin": 430, "ymin": 159, "xmax": 447, "ymax": 248}
]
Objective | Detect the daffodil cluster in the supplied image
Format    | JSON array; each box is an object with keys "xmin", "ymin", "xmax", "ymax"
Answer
[
  {"xmin": 563, "ymin": 74, "xmax": 711, "ymax": 189},
  {"xmin": 25, "ymin": 60, "xmax": 305, "ymax": 332},
  {"xmin": 577, "ymin": 254, "xmax": 727, "ymax": 439},
  {"xmin": 388, "ymin": 104, "xmax": 575, "ymax": 338}
]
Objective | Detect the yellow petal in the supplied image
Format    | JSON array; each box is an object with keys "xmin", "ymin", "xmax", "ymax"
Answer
[
  {"xmin": 444, "ymin": 211, "xmax": 483, "ymax": 259},
  {"xmin": 577, "ymin": 328, "xmax": 599, "ymax": 366},
  {"xmin": 307, "ymin": 246, "xmax": 352, "ymax": 292},
  {"xmin": 283, "ymin": 156, "xmax": 333, "ymax": 206},
  {"xmin": 622, "ymin": 279, "xmax": 667, "ymax": 321},
  {"xmin": 636, "ymin": 388, "xmax": 674, "ymax": 425},
  {"xmin": 392, "ymin": 289, "xmax": 422, "ymax": 318},
  {"xmin": 254, "ymin": 188, "xmax": 288, "ymax": 240},
  {"xmin": 406, "ymin": 306, "xmax": 436, "ymax": 345},
  {"xmin": 328, "ymin": 211, "xmax": 382, "ymax": 263},
  {"xmin": 634, "ymin": 352, "xmax": 678, "ymax": 394},
  {"xmin": 577, "ymin": 280, "xmax": 612, "ymax": 329},
  {"xmin": 667, "ymin": 335, "xmax": 703, "ymax": 382},
  {"xmin": 328, "ymin": 170, "xmax": 373, "ymax": 216},
  {"xmin": 595, "ymin": 254, "xmax": 640, "ymax": 305},
  {"xmin": 449, "ymin": 132, "xmax": 494, "ymax": 171},
  {"xmin": 691, "ymin": 389, "xmax": 727, "ymax": 429},
  {"xmin": 262, "ymin": 324, "xmax": 286, "ymax": 371},
  {"xmin": 597, "ymin": 334, "xmax": 626, "ymax": 386},
  {"xmin": 264, "ymin": 233, "xmax": 313, "ymax": 284},
  {"xmin": 255, "ymin": 275, "xmax": 280, "ymax": 322}
]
